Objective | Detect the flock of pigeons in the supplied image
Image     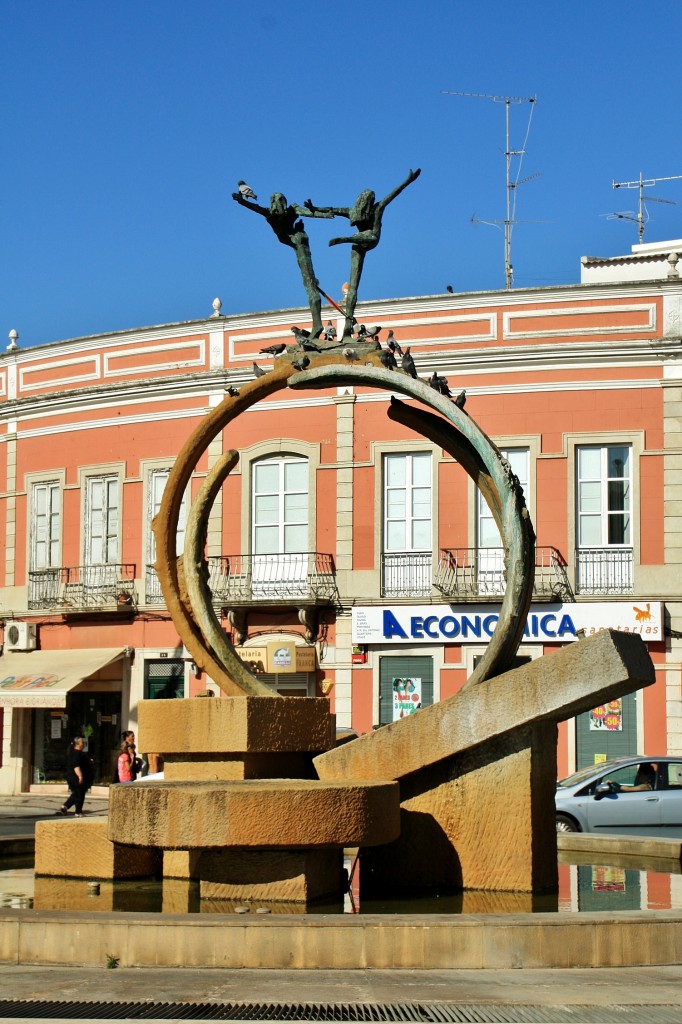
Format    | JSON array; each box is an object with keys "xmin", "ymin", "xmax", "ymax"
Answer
[{"xmin": 246, "ymin": 323, "xmax": 466, "ymax": 412}]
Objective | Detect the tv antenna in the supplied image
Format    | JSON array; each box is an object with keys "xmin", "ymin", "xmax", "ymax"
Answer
[
  {"xmin": 609, "ymin": 171, "xmax": 682, "ymax": 243},
  {"xmin": 442, "ymin": 90, "xmax": 538, "ymax": 289}
]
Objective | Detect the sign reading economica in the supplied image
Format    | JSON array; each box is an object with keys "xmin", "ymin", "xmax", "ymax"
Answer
[{"xmin": 352, "ymin": 602, "xmax": 662, "ymax": 645}]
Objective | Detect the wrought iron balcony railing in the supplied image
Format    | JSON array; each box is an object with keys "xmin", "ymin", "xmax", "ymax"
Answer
[
  {"xmin": 145, "ymin": 552, "xmax": 338, "ymax": 607},
  {"xmin": 381, "ymin": 553, "xmax": 433, "ymax": 598},
  {"xmin": 433, "ymin": 546, "xmax": 573, "ymax": 601},
  {"xmin": 575, "ymin": 547, "xmax": 633, "ymax": 595},
  {"xmin": 28, "ymin": 564, "xmax": 137, "ymax": 611}
]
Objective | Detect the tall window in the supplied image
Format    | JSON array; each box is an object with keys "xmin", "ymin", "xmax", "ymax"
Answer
[
  {"xmin": 148, "ymin": 469, "xmax": 186, "ymax": 562},
  {"xmin": 576, "ymin": 444, "xmax": 632, "ymax": 593},
  {"xmin": 251, "ymin": 457, "xmax": 309, "ymax": 596},
  {"xmin": 382, "ymin": 453, "xmax": 432, "ymax": 596},
  {"xmin": 252, "ymin": 458, "xmax": 308, "ymax": 554},
  {"xmin": 31, "ymin": 481, "xmax": 61, "ymax": 570},
  {"xmin": 85, "ymin": 475, "xmax": 119, "ymax": 565},
  {"xmin": 477, "ymin": 448, "xmax": 529, "ymax": 594}
]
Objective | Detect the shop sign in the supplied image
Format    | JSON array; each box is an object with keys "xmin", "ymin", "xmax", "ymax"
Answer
[
  {"xmin": 351, "ymin": 601, "xmax": 662, "ymax": 645},
  {"xmin": 589, "ymin": 700, "xmax": 623, "ymax": 732},
  {"xmin": 0, "ymin": 673, "xmax": 65, "ymax": 691},
  {"xmin": 235, "ymin": 643, "xmax": 316, "ymax": 674}
]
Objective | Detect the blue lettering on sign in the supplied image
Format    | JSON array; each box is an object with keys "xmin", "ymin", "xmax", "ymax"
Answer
[
  {"xmin": 483, "ymin": 615, "xmax": 498, "ymax": 637},
  {"xmin": 423, "ymin": 616, "xmax": 439, "ymax": 638},
  {"xmin": 440, "ymin": 616, "xmax": 460, "ymax": 638},
  {"xmin": 383, "ymin": 610, "xmax": 408, "ymax": 640},
  {"xmin": 411, "ymin": 616, "xmax": 424, "ymax": 638},
  {"xmin": 558, "ymin": 614, "xmax": 576, "ymax": 637},
  {"xmin": 540, "ymin": 614, "xmax": 557, "ymax": 637},
  {"xmin": 461, "ymin": 615, "xmax": 482, "ymax": 638}
]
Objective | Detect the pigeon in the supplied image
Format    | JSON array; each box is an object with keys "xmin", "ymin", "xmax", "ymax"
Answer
[
  {"xmin": 259, "ymin": 343, "xmax": 287, "ymax": 356},
  {"xmin": 379, "ymin": 348, "xmax": 397, "ymax": 370},
  {"xmin": 324, "ymin": 320, "xmax": 337, "ymax": 342},
  {"xmin": 238, "ymin": 180, "xmax": 257, "ymax": 201},
  {"xmin": 224, "ymin": 385, "xmax": 240, "ymax": 397},
  {"xmin": 343, "ymin": 347, "xmax": 360, "ymax": 362},
  {"xmin": 446, "ymin": 284, "xmax": 454, "ymax": 293},
  {"xmin": 428, "ymin": 372, "xmax": 451, "ymax": 398},
  {"xmin": 292, "ymin": 354, "xmax": 310, "ymax": 371},
  {"xmin": 356, "ymin": 324, "xmax": 368, "ymax": 340},
  {"xmin": 454, "ymin": 389, "xmax": 466, "ymax": 410},
  {"xmin": 252, "ymin": 362, "xmax": 267, "ymax": 377},
  {"xmin": 291, "ymin": 326, "xmax": 311, "ymax": 344},
  {"xmin": 386, "ymin": 331, "xmax": 403, "ymax": 356},
  {"xmin": 401, "ymin": 347, "xmax": 418, "ymax": 379},
  {"xmin": 366, "ymin": 326, "xmax": 382, "ymax": 338}
]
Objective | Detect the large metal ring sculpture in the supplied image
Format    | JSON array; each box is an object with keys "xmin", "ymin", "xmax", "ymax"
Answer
[{"xmin": 153, "ymin": 350, "xmax": 535, "ymax": 697}]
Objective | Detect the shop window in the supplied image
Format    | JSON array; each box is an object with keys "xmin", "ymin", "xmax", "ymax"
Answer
[
  {"xmin": 144, "ymin": 659, "xmax": 185, "ymax": 700},
  {"xmin": 378, "ymin": 656, "xmax": 434, "ymax": 726},
  {"xmin": 382, "ymin": 453, "xmax": 432, "ymax": 596},
  {"xmin": 576, "ymin": 445, "xmax": 632, "ymax": 593}
]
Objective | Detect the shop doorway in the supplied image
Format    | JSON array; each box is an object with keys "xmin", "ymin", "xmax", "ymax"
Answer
[
  {"xmin": 144, "ymin": 659, "xmax": 185, "ymax": 700},
  {"xmin": 575, "ymin": 690, "xmax": 637, "ymax": 770},
  {"xmin": 379, "ymin": 656, "xmax": 433, "ymax": 726},
  {"xmin": 32, "ymin": 691, "xmax": 122, "ymax": 786}
]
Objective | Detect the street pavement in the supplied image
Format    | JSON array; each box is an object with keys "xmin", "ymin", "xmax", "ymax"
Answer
[{"xmin": 0, "ymin": 792, "xmax": 109, "ymax": 839}]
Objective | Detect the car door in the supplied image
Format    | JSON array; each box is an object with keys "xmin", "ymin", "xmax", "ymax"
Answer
[
  {"xmin": 658, "ymin": 761, "xmax": 682, "ymax": 836},
  {"xmin": 584, "ymin": 763, "xmax": 662, "ymax": 834}
]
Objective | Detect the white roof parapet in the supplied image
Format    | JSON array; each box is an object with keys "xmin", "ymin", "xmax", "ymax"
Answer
[{"xmin": 581, "ymin": 239, "xmax": 682, "ymax": 283}]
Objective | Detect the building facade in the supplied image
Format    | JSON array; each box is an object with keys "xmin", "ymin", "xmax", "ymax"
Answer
[{"xmin": 1, "ymin": 238, "xmax": 681, "ymax": 794}]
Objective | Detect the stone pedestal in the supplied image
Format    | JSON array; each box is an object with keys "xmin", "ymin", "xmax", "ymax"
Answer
[{"xmin": 35, "ymin": 819, "xmax": 161, "ymax": 880}]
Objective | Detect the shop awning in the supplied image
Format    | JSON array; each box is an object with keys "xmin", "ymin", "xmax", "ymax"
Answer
[{"xmin": 0, "ymin": 648, "xmax": 125, "ymax": 708}]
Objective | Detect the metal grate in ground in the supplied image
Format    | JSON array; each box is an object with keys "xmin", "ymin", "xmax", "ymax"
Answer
[{"xmin": 0, "ymin": 1001, "xmax": 680, "ymax": 1023}]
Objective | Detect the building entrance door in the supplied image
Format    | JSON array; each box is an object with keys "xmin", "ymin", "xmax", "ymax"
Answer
[
  {"xmin": 575, "ymin": 690, "xmax": 637, "ymax": 770},
  {"xmin": 379, "ymin": 656, "xmax": 433, "ymax": 726}
]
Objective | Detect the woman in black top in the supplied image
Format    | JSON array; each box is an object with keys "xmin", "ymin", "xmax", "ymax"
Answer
[{"xmin": 56, "ymin": 736, "xmax": 89, "ymax": 816}]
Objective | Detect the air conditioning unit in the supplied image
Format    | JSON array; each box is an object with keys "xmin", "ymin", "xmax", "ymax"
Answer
[{"xmin": 5, "ymin": 621, "xmax": 37, "ymax": 652}]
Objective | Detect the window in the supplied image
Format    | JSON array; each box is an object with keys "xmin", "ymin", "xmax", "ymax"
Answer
[
  {"xmin": 477, "ymin": 448, "xmax": 529, "ymax": 594},
  {"xmin": 85, "ymin": 475, "xmax": 119, "ymax": 565},
  {"xmin": 382, "ymin": 453, "xmax": 432, "ymax": 596},
  {"xmin": 31, "ymin": 481, "xmax": 61, "ymax": 570},
  {"xmin": 251, "ymin": 457, "xmax": 309, "ymax": 596},
  {"xmin": 144, "ymin": 659, "xmax": 185, "ymax": 700},
  {"xmin": 576, "ymin": 445, "xmax": 632, "ymax": 593},
  {"xmin": 148, "ymin": 468, "xmax": 186, "ymax": 560}
]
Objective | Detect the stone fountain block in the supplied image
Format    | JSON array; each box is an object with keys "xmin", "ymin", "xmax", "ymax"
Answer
[
  {"xmin": 315, "ymin": 630, "xmax": 656, "ymax": 894},
  {"xmin": 108, "ymin": 778, "xmax": 400, "ymax": 850},
  {"xmin": 139, "ymin": 695, "xmax": 335, "ymax": 754},
  {"xmin": 35, "ymin": 818, "xmax": 161, "ymax": 880}
]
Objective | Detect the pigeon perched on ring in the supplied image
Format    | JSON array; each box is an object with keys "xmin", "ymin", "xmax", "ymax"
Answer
[{"xmin": 237, "ymin": 180, "xmax": 258, "ymax": 201}]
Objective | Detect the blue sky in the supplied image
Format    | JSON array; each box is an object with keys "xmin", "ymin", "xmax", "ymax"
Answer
[{"xmin": 2, "ymin": 0, "xmax": 682, "ymax": 348}]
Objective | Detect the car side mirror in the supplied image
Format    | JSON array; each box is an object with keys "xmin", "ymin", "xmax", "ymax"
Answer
[{"xmin": 594, "ymin": 782, "xmax": 612, "ymax": 800}]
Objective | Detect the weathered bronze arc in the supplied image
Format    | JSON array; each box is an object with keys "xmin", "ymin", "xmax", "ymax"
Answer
[{"xmin": 153, "ymin": 354, "xmax": 535, "ymax": 695}]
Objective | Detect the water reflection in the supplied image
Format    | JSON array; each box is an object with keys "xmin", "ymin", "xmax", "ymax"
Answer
[{"xmin": 1, "ymin": 858, "xmax": 680, "ymax": 916}]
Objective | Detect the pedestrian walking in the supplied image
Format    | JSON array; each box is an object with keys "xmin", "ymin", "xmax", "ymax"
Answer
[{"xmin": 56, "ymin": 737, "xmax": 89, "ymax": 817}]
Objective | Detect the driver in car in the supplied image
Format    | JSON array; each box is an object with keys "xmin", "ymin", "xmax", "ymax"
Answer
[{"xmin": 608, "ymin": 762, "xmax": 657, "ymax": 793}]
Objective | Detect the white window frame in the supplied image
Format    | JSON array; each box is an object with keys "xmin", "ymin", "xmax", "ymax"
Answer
[
  {"xmin": 383, "ymin": 452, "xmax": 433, "ymax": 555},
  {"xmin": 30, "ymin": 480, "xmax": 61, "ymax": 571},
  {"xmin": 147, "ymin": 467, "xmax": 187, "ymax": 563},
  {"xmin": 476, "ymin": 448, "xmax": 530, "ymax": 593},
  {"xmin": 84, "ymin": 474, "xmax": 120, "ymax": 565},
  {"xmin": 576, "ymin": 444, "xmax": 632, "ymax": 549},
  {"xmin": 251, "ymin": 456, "xmax": 309, "ymax": 556}
]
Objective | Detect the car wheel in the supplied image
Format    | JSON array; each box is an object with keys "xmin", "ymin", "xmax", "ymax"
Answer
[{"xmin": 556, "ymin": 814, "xmax": 580, "ymax": 833}]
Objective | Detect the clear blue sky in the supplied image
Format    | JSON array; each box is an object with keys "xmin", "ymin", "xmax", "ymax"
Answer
[{"xmin": 2, "ymin": 0, "xmax": 682, "ymax": 348}]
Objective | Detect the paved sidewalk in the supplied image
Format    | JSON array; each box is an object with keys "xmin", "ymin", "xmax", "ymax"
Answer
[
  {"xmin": 1, "ymin": 964, "xmax": 682, "ymax": 1014},
  {"xmin": 0, "ymin": 792, "xmax": 109, "ymax": 839}
]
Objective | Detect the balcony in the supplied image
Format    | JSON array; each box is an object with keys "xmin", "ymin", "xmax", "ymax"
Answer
[
  {"xmin": 382, "ymin": 553, "xmax": 433, "ymax": 598},
  {"xmin": 576, "ymin": 547, "xmax": 633, "ymax": 595},
  {"xmin": 145, "ymin": 552, "xmax": 338, "ymax": 608},
  {"xmin": 28, "ymin": 564, "xmax": 138, "ymax": 611},
  {"xmin": 429, "ymin": 546, "xmax": 573, "ymax": 602}
]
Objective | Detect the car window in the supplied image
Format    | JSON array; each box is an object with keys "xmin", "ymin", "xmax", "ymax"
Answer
[
  {"xmin": 557, "ymin": 762, "xmax": 621, "ymax": 789},
  {"xmin": 602, "ymin": 765, "xmax": 641, "ymax": 787},
  {"xmin": 661, "ymin": 762, "xmax": 682, "ymax": 789}
]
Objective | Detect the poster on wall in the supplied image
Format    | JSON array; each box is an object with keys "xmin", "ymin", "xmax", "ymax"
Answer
[
  {"xmin": 392, "ymin": 677, "xmax": 422, "ymax": 721},
  {"xmin": 589, "ymin": 700, "xmax": 623, "ymax": 731}
]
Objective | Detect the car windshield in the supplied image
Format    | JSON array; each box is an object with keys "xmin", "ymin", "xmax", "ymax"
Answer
[{"xmin": 557, "ymin": 760, "xmax": 628, "ymax": 789}]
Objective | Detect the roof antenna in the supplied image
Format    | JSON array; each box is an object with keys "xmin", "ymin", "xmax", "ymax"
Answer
[
  {"xmin": 441, "ymin": 90, "xmax": 539, "ymax": 289},
  {"xmin": 607, "ymin": 172, "xmax": 682, "ymax": 243}
]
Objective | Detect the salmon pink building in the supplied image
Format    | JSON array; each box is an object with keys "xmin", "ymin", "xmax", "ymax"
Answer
[{"xmin": 1, "ymin": 237, "xmax": 681, "ymax": 795}]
